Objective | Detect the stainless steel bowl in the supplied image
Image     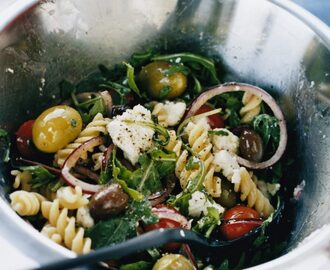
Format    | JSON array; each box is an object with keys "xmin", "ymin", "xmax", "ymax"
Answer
[{"xmin": 1, "ymin": 0, "xmax": 330, "ymax": 268}]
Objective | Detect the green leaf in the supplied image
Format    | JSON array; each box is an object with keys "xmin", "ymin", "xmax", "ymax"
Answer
[
  {"xmin": 119, "ymin": 261, "xmax": 153, "ymax": 270},
  {"xmin": 112, "ymin": 147, "xmax": 144, "ymax": 201},
  {"xmin": 0, "ymin": 128, "xmax": 10, "ymax": 163},
  {"xmin": 149, "ymin": 148, "xmax": 176, "ymax": 178},
  {"xmin": 19, "ymin": 166, "xmax": 62, "ymax": 192},
  {"xmin": 252, "ymin": 114, "xmax": 280, "ymax": 153},
  {"xmin": 129, "ymin": 49, "xmax": 155, "ymax": 68},
  {"xmin": 159, "ymin": 85, "xmax": 172, "ymax": 99},
  {"xmin": 99, "ymin": 81, "xmax": 131, "ymax": 105},
  {"xmin": 86, "ymin": 200, "xmax": 157, "ymax": 249},
  {"xmin": 123, "ymin": 62, "xmax": 141, "ymax": 97},
  {"xmin": 77, "ymin": 96, "xmax": 106, "ymax": 123},
  {"xmin": 193, "ymin": 207, "xmax": 220, "ymax": 238},
  {"xmin": 208, "ymin": 130, "xmax": 229, "ymax": 136},
  {"xmin": 165, "ymin": 64, "xmax": 190, "ymax": 76},
  {"xmin": 168, "ymin": 193, "xmax": 191, "ymax": 216}
]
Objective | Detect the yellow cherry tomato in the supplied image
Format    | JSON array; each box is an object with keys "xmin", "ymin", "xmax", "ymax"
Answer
[
  {"xmin": 152, "ymin": 254, "xmax": 195, "ymax": 270},
  {"xmin": 139, "ymin": 61, "xmax": 188, "ymax": 100},
  {"xmin": 32, "ymin": 105, "xmax": 82, "ymax": 153}
]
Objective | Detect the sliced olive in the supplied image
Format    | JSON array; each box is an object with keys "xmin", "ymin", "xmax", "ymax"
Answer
[
  {"xmin": 89, "ymin": 183, "xmax": 129, "ymax": 220},
  {"xmin": 239, "ymin": 129, "xmax": 264, "ymax": 162},
  {"xmin": 215, "ymin": 178, "xmax": 238, "ymax": 208},
  {"xmin": 139, "ymin": 61, "xmax": 188, "ymax": 100}
]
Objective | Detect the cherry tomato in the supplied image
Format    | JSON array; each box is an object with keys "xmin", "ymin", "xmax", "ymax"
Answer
[
  {"xmin": 144, "ymin": 204, "xmax": 188, "ymax": 251},
  {"xmin": 16, "ymin": 120, "xmax": 35, "ymax": 158},
  {"xmin": 220, "ymin": 205, "xmax": 262, "ymax": 240},
  {"xmin": 32, "ymin": 105, "xmax": 82, "ymax": 153},
  {"xmin": 195, "ymin": 104, "xmax": 224, "ymax": 129}
]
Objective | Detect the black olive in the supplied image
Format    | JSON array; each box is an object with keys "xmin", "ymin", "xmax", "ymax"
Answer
[
  {"xmin": 239, "ymin": 129, "xmax": 264, "ymax": 162},
  {"xmin": 215, "ymin": 179, "xmax": 238, "ymax": 208},
  {"xmin": 89, "ymin": 183, "xmax": 129, "ymax": 220}
]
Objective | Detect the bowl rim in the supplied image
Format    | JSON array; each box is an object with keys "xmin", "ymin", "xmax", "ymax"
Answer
[{"xmin": 1, "ymin": 0, "xmax": 330, "ymax": 268}]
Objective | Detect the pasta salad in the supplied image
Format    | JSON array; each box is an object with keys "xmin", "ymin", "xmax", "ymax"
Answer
[{"xmin": 0, "ymin": 51, "xmax": 289, "ymax": 269}]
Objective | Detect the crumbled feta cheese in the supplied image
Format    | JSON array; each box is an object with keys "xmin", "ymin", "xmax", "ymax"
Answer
[
  {"xmin": 211, "ymin": 128, "xmax": 239, "ymax": 153},
  {"xmin": 76, "ymin": 207, "xmax": 94, "ymax": 228},
  {"xmin": 213, "ymin": 150, "xmax": 241, "ymax": 183},
  {"xmin": 188, "ymin": 191, "xmax": 224, "ymax": 218},
  {"xmin": 152, "ymin": 101, "xmax": 186, "ymax": 127},
  {"xmin": 107, "ymin": 105, "xmax": 154, "ymax": 165}
]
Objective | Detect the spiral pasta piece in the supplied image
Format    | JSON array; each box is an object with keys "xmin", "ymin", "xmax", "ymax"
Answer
[
  {"xmin": 41, "ymin": 224, "xmax": 62, "ymax": 244},
  {"xmin": 56, "ymin": 186, "xmax": 89, "ymax": 210},
  {"xmin": 10, "ymin": 191, "xmax": 46, "ymax": 216},
  {"xmin": 11, "ymin": 170, "xmax": 32, "ymax": 191},
  {"xmin": 234, "ymin": 168, "xmax": 274, "ymax": 217},
  {"xmin": 55, "ymin": 113, "xmax": 110, "ymax": 167},
  {"xmin": 165, "ymin": 130, "xmax": 183, "ymax": 157},
  {"xmin": 41, "ymin": 199, "xmax": 92, "ymax": 254},
  {"xmin": 92, "ymin": 152, "xmax": 104, "ymax": 171},
  {"xmin": 240, "ymin": 92, "xmax": 262, "ymax": 123},
  {"xmin": 172, "ymin": 120, "xmax": 221, "ymax": 197}
]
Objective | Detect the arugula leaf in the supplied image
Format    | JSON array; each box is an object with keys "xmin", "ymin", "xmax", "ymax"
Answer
[
  {"xmin": 129, "ymin": 49, "xmax": 155, "ymax": 68},
  {"xmin": 159, "ymin": 86, "xmax": 172, "ymax": 99},
  {"xmin": 115, "ymin": 148, "xmax": 175, "ymax": 196},
  {"xmin": 19, "ymin": 166, "xmax": 63, "ymax": 192},
  {"xmin": 165, "ymin": 64, "xmax": 190, "ymax": 76},
  {"xmin": 112, "ymin": 148, "xmax": 144, "ymax": 201},
  {"xmin": 123, "ymin": 62, "xmax": 142, "ymax": 97},
  {"xmin": 193, "ymin": 207, "xmax": 220, "ymax": 238},
  {"xmin": 167, "ymin": 193, "xmax": 191, "ymax": 216},
  {"xmin": 76, "ymin": 96, "xmax": 106, "ymax": 123},
  {"xmin": 119, "ymin": 261, "xmax": 153, "ymax": 270},
  {"xmin": 252, "ymin": 114, "xmax": 280, "ymax": 153},
  {"xmin": 86, "ymin": 200, "xmax": 157, "ymax": 249},
  {"xmin": 208, "ymin": 130, "xmax": 229, "ymax": 136},
  {"xmin": 0, "ymin": 128, "xmax": 10, "ymax": 163},
  {"xmin": 100, "ymin": 81, "xmax": 131, "ymax": 105}
]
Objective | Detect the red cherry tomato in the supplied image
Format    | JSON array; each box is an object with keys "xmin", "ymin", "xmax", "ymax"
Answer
[
  {"xmin": 16, "ymin": 120, "xmax": 35, "ymax": 158},
  {"xmin": 195, "ymin": 104, "xmax": 224, "ymax": 129},
  {"xmin": 144, "ymin": 204, "xmax": 188, "ymax": 251},
  {"xmin": 220, "ymin": 205, "xmax": 262, "ymax": 240}
]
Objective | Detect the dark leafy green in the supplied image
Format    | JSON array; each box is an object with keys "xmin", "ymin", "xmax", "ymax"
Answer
[
  {"xmin": 0, "ymin": 128, "xmax": 10, "ymax": 163},
  {"xmin": 216, "ymin": 92, "xmax": 243, "ymax": 128},
  {"xmin": 86, "ymin": 200, "xmax": 157, "ymax": 249},
  {"xmin": 119, "ymin": 261, "xmax": 152, "ymax": 270},
  {"xmin": 19, "ymin": 166, "xmax": 63, "ymax": 192},
  {"xmin": 208, "ymin": 130, "xmax": 229, "ymax": 136},
  {"xmin": 252, "ymin": 114, "xmax": 280, "ymax": 154},
  {"xmin": 193, "ymin": 207, "xmax": 220, "ymax": 238},
  {"xmin": 124, "ymin": 62, "xmax": 142, "ymax": 97},
  {"xmin": 115, "ymin": 148, "xmax": 176, "ymax": 196}
]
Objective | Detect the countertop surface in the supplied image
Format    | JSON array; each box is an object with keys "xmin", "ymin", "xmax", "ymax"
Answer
[{"xmin": 0, "ymin": 0, "xmax": 329, "ymax": 269}]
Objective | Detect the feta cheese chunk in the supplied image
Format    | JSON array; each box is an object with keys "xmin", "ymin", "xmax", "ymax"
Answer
[
  {"xmin": 188, "ymin": 191, "xmax": 224, "ymax": 218},
  {"xmin": 152, "ymin": 101, "xmax": 186, "ymax": 127},
  {"xmin": 213, "ymin": 150, "xmax": 241, "ymax": 183},
  {"xmin": 107, "ymin": 105, "xmax": 154, "ymax": 165},
  {"xmin": 211, "ymin": 128, "xmax": 239, "ymax": 154}
]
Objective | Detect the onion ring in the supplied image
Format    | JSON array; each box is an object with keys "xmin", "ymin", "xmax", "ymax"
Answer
[
  {"xmin": 61, "ymin": 136, "xmax": 106, "ymax": 194},
  {"xmin": 185, "ymin": 82, "xmax": 287, "ymax": 169}
]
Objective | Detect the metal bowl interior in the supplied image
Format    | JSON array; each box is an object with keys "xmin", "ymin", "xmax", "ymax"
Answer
[{"xmin": 0, "ymin": 0, "xmax": 330, "ymax": 268}]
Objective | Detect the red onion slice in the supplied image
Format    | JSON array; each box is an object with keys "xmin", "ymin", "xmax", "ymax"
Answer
[
  {"xmin": 148, "ymin": 175, "xmax": 176, "ymax": 206},
  {"xmin": 185, "ymin": 82, "xmax": 287, "ymax": 169},
  {"xmin": 61, "ymin": 136, "xmax": 106, "ymax": 194}
]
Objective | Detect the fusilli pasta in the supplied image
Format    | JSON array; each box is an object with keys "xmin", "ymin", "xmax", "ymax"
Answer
[
  {"xmin": 10, "ymin": 191, "xmax": 46, "ymax": 216},
  {"xmin": 234, "ymin": 168, "xmax": 274, "ymax": 217},
  {"xmin": 55, "ymin": 113, "xmax": 110, "ymax": 167},
  {"xmin": 11, "ymin": 170, "xmax": 32, "ymax": 191},
  {"xmin": 56, "ymin": 186, "xmax": 89, "ymax": 210},
  {"xmin": 174, "ymin": 120, "xmax": 221, "ymax": 197},
  {"xmin": 41, "ymin": 199, "xmax": 91, "ymax": 254},
  {"xmin": 240, "ymin": 92, "xmax": 262, "ymax": 123},
  {"xmin": 41, "ymin": 224, "xmax": 62, "ymax": 244},
  {"xmin": 152, "ymin": 103, "xmax": 168, "ymax": 127}
]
